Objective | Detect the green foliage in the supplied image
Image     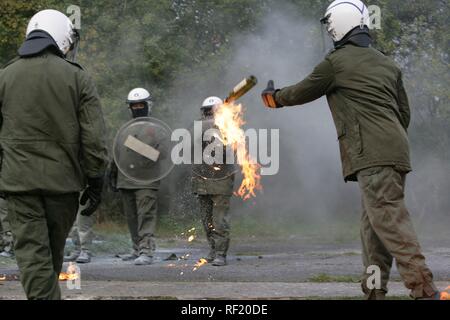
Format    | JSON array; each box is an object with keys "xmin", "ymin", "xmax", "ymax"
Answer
[
  {"xmin": 372, "ymin": 0, "xmax": 450, "ymax": 119},
  {"xmin": 0, "ymin": 0, "xmax": 53, "ymax": 62},
  {"xmin": 2, "ymin": 0, "xmax": 447, "ymax": 119}
]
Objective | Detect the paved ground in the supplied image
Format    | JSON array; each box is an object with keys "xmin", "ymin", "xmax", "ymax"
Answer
[
  {"xmin": 2, "ymin": 280, "xmax": 449, "ymax": 300},
  {"xmin": 1, "ymin": 237, "xmax": 449, "ymax": 299}
]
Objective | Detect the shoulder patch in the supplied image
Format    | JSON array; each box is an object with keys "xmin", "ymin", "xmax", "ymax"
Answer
[
  {"xmin": 64, "ymin": 59, "xmax": 84, "ymax": 70},
  {"xmin": 1, "ymin": 57, "xmax": 20, "ymax": 69}
]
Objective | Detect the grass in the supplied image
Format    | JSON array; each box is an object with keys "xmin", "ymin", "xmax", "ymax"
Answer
[
  {"xmin": 63, "ymin": 222, "xmax": 132, "ymax": 256},
  {"xmin": 156, "ymin": 215, "xmax": 204, "ymax": 238},
  {"xmin": 84, "ymin": 218, "xmax": 207, "ymax": 255},
  {"xmin": 308, "ymin": 273, "xmax": 360, "ymax": 283},
  {"xmin": 87, "ymin": 217, "xmax": 360, "ymax": 240},
  {"xmin": 69, "ymin": 213, "xmax": 361, "ymax": 256},
  {"xmin": 230, "ymin": 214, "xmax": 360, "ymax": 242},
  {"xmin": 0, "ymin": 258, "xmax": 15, "ymax": 268},
  {"xmin": 91, "ymin": 233, "xmax": 131, "ymax": 255},
  {"xmin": 94, "ymin": 221, "xmax": 128, "ymax": 235}
]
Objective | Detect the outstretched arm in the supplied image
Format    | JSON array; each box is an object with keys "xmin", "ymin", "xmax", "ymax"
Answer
[{"xmin": 275, "ymin": 59, "xmax": 336, "ymax": 107}]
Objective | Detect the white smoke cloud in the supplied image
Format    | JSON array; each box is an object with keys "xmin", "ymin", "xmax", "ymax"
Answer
[{"xmin": 166, "ymin": 3, "xmax": 449, "ymax": 238}]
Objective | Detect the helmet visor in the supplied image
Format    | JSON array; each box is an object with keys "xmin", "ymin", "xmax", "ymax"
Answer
[
  {"xmin": 320, "ymin": 13, "xmax": 331, "ymax": 25},
  {"xmin": 320, "ymin": 13, "xmax": 333, "ymax": 33}
]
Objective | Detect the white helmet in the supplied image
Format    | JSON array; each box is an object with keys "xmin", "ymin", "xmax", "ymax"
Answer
[
  {"xmin": 26, "ymin": 9, "xmax": 79, "ymax": 56},
  {"xmin": 201, "ymin": 96, "xmax": 223, "ymax": 109},
  {"xmin": 321, "ymin": 0, "xmax": 370, "ymax": 42},
  {"xmin": 127, "ymin": 88, "xmax": 152, "ymax": 104}
]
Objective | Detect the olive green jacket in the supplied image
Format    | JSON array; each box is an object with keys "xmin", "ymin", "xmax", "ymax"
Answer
[
  {"xmin": 192, "ymin": 175, "xmax": 235, "ymax": 196},
  {"xmin": 0, "ymin": 52, "xmax": 108, "ymax": 193},
  {"xmin": 191, "ymin": 116, "xmax": 236, "ymax": 195},
  {"xmin": 275, "ymin": 44, "xmax": 411, "ymax": 181}
]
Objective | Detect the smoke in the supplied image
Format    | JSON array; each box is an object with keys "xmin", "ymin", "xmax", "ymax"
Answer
[
  {"xmin": 221, "ymin": 9, "xmax": 363, "ymax": 226},
  {"xmin": 165, "ymin": 3, "xmax": 449, "ymax": 238},
  {"xmin": 165, "ymin": 6, "xmax": 360, "ymax": 231}
]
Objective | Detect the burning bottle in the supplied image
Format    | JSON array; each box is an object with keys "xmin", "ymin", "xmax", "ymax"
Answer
[
  {"xmin": 224, "ymin": 76, "xmax": 258, "ymax": 103},
  {"xmin": 59, "ymin": 262, "xmax": 81, "ymax": 290}
]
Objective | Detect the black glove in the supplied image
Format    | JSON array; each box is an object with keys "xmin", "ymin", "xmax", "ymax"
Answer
[
  {"xmin": 261, "ymin": 80, "xmax": 283, "ymax": 108},
  {"xmin": 80, "ymin": 177, "xmax": 104, "ymax": 216}
]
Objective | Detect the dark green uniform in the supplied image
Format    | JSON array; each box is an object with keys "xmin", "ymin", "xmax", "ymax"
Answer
[
  {"xmin": 0, "ymin": 196, "xmax": 13, "ymax": 255},
  {"xmin": 192, "ymin": 176, "xmax": 234, "ymax": 258},
  {"xmin": 274, "ymin": 44, "xmax": 437, "ymax": 299},
  {"xmin": 116, "ymin": 155, "xmax": 161, "ymax": 258},
  {"xmin": 192, "ymin": 116, "xmax": 235, "ymax": 259},
  {"xmin": 0, "ymin": 51, "xmax": 107, "ymax": 299},
  {"xmin": 0, "ymin": 199, "xmax": 3, "ymax": 251}
]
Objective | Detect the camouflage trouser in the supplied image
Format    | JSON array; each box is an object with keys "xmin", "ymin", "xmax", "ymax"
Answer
[
  {"xmin": 7, "ymin": 193, "xmax": 79, "ymax": 300},
  {"xmin": 0, "ymin": 197, "xmax": 13, "ymax": 254},
  {"xmin": 69, "ymin": 211, "xmax": 96, "ymax": 254},
  {"xmin": 357, "ymin": 166, "xmax": 437, "ymax": 299},
  {"xmin": 120, "ymin": 189, "xmax": 158, "ymax": 256},
  {"xmin": 198, "ymin": 195, "xmax": 231, "ymax": 257}
]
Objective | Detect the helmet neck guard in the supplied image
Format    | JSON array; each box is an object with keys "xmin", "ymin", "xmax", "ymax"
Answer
[
  {"xmin": 334, "ymin": 26, "xmax": 372, "ymax": 48},
  {"xmin": 18, "ymin": 31, "xmax": 62, "ymax": 57}
]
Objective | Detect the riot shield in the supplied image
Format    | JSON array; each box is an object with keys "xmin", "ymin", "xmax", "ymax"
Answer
[{"xmin": 113, "ymin": 117, "xmax": 174, "ymax": 184}]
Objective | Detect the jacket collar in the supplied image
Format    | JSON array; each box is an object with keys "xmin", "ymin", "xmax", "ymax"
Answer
[{"xmin": 334, "ymin": 26, "xmax": 373, "ymax": 49}]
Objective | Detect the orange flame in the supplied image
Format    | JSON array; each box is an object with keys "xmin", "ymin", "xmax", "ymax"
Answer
[
  {"xmin": 441, "ymin": 286, "xmax": 450, "ymax": 300},
  {"xmin": 1, "ymin": 273, "xmax": 77, "ymax": 281},
  {"xmin": 0, "ymin": 274, "xmax": 20, "ymax": 281},
  {"xmin": 193, "ymin": 258, "xmax": 208, "ymax": 271},
  {"xmin": 214, "ymin": 102, "xmax": 262, "ymax": 200},
  {"xmin": 58, "ymin": 272, "xmax": 79, "ymax": 281}
]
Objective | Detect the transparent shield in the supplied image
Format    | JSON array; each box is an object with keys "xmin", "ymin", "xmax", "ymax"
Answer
[{"xmin": 113, "ymin": 117, "xmax": 175, "ymax": 184}]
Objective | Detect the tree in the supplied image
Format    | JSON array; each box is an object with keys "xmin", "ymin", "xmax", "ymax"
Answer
[{"xmin": 0, "ymin": 0, "xmax": 53, "ymax": 64}]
